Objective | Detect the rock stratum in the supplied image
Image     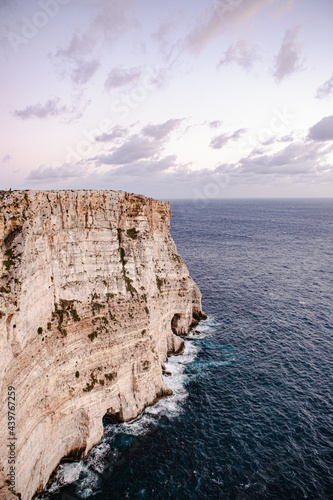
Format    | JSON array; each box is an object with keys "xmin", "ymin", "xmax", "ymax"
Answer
[{"xmin": 0, "ymin": 190, "xmax": 205, "ymax": 499}]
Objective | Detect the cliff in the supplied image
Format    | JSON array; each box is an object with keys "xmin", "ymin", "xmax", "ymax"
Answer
[{"xmin": 0, "ymin": 190, "xmax": 205, "ymax": 500}]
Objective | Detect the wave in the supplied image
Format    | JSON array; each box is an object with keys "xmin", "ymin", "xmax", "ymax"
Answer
[{"xmin": 38, "ymin": 331, "xmax": 206, "ymax": 498}]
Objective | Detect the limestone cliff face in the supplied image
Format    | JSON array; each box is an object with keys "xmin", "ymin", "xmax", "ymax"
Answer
[{"xmin": 0, "ymin": 190, "xmax": 205, "ymax": 500}]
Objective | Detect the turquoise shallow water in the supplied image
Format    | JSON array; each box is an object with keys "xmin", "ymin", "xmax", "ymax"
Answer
[{"xmin": 39, "ymin": 199, "xmax": 333, "ymax": 500}]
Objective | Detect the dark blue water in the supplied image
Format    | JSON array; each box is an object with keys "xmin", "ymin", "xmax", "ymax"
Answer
[{"xmin": 40, "ymin": 199, "xmax": 333, "ymax": 500}]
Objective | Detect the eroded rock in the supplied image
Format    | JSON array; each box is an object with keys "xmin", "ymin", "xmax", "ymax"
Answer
[{"xmin": 0, "ymin": 190, "xmax": 205, "ymax": 500}]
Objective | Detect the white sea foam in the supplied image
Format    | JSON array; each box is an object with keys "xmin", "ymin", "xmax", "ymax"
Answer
[
  {"xmin": 46, "ymin": 463, "xmax": 82, "ymax": 493},
  {"xmin": 38, "ymin": 333, "xmax": 205, "ymax": 497},
  {"xmin": 119, "ymin": 339, "xmax": 201, "ymax": 434},
  {"xmin": 75, "ymin": 470, "xmax": 100, "ymax": 498},
  {"xmin": 85, "ymin": 440, "xmax": 110, "ymax": 471}
]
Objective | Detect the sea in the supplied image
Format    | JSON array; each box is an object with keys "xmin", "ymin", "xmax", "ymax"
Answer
[{"xmin": 38, "ymin": 199, "xmax": 333, "ymax": 500}]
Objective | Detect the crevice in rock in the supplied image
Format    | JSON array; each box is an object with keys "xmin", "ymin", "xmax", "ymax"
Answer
[
  {"xmin": 171, "ymin": 313, "xmax": 181, "ymax": 334},
  {"xmin": 4, "ymin": 228, "xmax": 22, "ymax": 248}
]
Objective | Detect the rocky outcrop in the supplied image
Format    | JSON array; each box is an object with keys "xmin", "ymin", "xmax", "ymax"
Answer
[{"xmin": 0, "ymin": 190, "xmax": 205, "ymax": 500}]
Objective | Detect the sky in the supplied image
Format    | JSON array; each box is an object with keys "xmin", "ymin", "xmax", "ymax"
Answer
[{"xmin": 1, "ymin": 0, "xmax": 333, "ymax": 199}]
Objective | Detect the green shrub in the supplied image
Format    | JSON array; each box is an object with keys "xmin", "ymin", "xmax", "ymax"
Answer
[
  {"xmin": 124, "ymin": 276, "xmax": 137, "ymax": 296},
  {"xmin": 3, "ymin": 249, "xmax": 21, "ymax": 271},
  {"xmin": 83, "ymin": 372, "xmax": 98, "ymax": 392},
  {"xmin": 38, "ymin": 327, "xmax": 43, "ymax": 335},
  {"xmin": 75, "ymin": 371, "xmax": 80, "ymax": 378},
  {"xmin": 3, "ymin": 260, "xmax": 14, "ymax": 271},
  {"xmin": 105, "ymin": 372, "xmax": 116, "ymax": 381},
  {"xmin": 156, "ymin": 276, "xmax": 163, "ymax": 292},
  {"xmin": 127, "ymin": 228, "xmax": 138, "ymax": 239},
  {"xmin": 88, "ymin": 331, "xmax": 98, "ymax": 341},
  {"xmin": 70, "ymin": 308, "xmax": 81, "ymax": 322},
  {"xmin": 142, "ymin": 360, "xmax": 150, "ymax": 371},
  {"xmin": 91, "ymin": 302, "xmax": 104, "ymax": 314},
  {"xmin": 83, "ymin": 382, "xmax": 94, "ymax": 392},
  {"xmin": 53, "ymin": 299, "xmax": 80, "ymax": 336},
  {"xmin": 172, "ymin": 253, "xmax": 182, "ymax": 264}
]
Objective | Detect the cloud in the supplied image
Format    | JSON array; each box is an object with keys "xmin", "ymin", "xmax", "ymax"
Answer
[
  {"xmin": 52, "ymin": 33, "xmax": 100, "ymax": 85},
  {"xmin": 104, "ymin": 67, "xmax": 142, "ymax": 90},
  {"xmin": 279, "ymin": 135, "xmax": 294, "ymax": 143},
  {"xmin": 210, "ymin": 128, "xmax": 246, "ymax": 149},
  {"xmin": 90, "ymin": 0, "xmax": 135, "ymax": 41},
  {"xmin": 95, "ymin": 125, "xmax": 127, "ymax": 143},
  {"xmin": 142, "ymin": 119, "xmax": 183, "ymax": 140},
  {"xmin": 54, "ymin": 32, "xmax": 94, "ymax": 60},
  {"xmin": 273, "ymin": 26, "xmax": 304, "ymax": 82},
  {"xmin": 28, "ymin": 163, "xmax": 87, "ymax": 181},
  {"xmin": 71, "ymin": 159, "xmax": 234, "ymax": 199},
  {"xmin": 13, "ymin": 95, "xmax": 89, "ymax": 121},
  {"xmin": 108, "ymin": 155, "xmax": 177, "ymax": 176},
  {"xmin": 94, "ymin": 119, "xmax": 182, "ymax": 165},
  {"xmin": 71, "ymin": 59, "xmax": 100, "ymax": 85},
  {"xmin": 316, "ymin": 73, "xmax": 333, "ymax": 99},
  {"xmin": 13, "ymin": 98, "xmax": 68, "ymax": 119},
  {"xmin": 309, "ymin": 116, "xmax": 333, "ymax": 142},
  {"xmin": 210, "ymin": 133, "xmax": 230, "ymax": 149},
  {"xmin": 218, "ymin": 39, "xmax": 259, "ymax": 70},
  {"xmin": 209, "ymin": 120, "xmax": 222, "ymax": 129},
  {"xmin": 50, "ymin": 0, "xmax": 136, "ymax": 85},
  {"xmin": 29, "ymin": 154, "xmax": 177, "ymax": 190},
  {"xmin": 261, "ymin": 134, "xmax": 294, "ymax": 146},
  {"xmin": 29, "ymin": 139, "xmax": 332, "ymax": 197},
  {"xmin": 2, "ymin": 154, "xmax": 12, "ymax": 163},
  {"xmin": 96, "ymin": 135, "xmax": 164, "ymax": 165},
  {"xmin": 184, "ymin": 0, "xmax": 276, "ymax": 54},
  {"xmin": 151, "ymin": 18, "xmax": 176, "ymax": 47},
  {"xmin": 238, "ymin": 141, "xmax": 333, "ymax": 176},
  {"xmin": 151, "ymin": 15, "xmax": 184, "ymax": 64},
  {"xmin": 27, "ymin": 163, "xmax": 86, "ymax": 181}
]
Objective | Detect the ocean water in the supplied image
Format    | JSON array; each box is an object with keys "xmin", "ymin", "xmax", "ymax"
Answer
[{"xmin": 39, "ymin": 199, "xmax": 333, "ymax": 500}]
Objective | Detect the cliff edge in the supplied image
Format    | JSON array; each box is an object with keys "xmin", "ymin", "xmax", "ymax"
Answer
[{"xmin": 0, "ymin": 190, "xmax": 205, "ymax": 499}]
